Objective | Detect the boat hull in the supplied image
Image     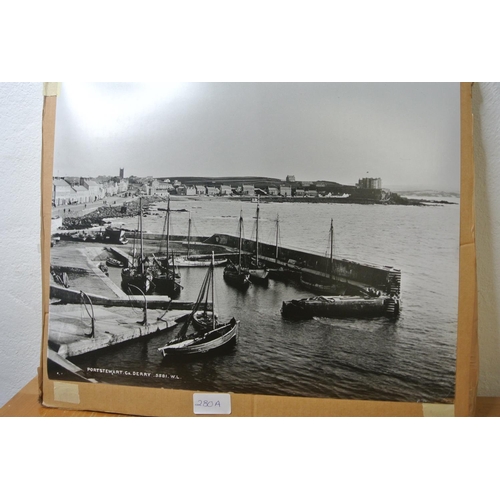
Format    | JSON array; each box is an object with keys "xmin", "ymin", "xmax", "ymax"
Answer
[
  {"xmin": 106, "ymin": 258, "xmax": 124, "ymax": 268},
  {"xmin": 159, "ymin": 318, "xmax": 239, "ymax": 355},
  {"xmin": 223, "ymin": 268, "xmax": 251, "ymax": 289},
  {"xmin": 299, "ymin": 275, "xmax": 341, "ymax": 295},
  {"xmin": 152, "ymin": 275, "xmax": 182, "ymax": 297},
  {"xmin": 248, "ymin": 267, "xmax": 269, "ymax": 283},
  {"xmin": 267, "ymin": 268, "xmax": 301, "ymax": 282},
  {"xmin": 121, "ymin": 269, "xmax": 154, "ymax": 294},
  {"xmin": 173, "ymin": 257, "xmax": 227, "ymax": 267}
]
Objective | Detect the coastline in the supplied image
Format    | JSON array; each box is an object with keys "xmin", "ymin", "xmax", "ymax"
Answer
[{"xmin": 57, "ymin": 193, "xmax": 458, "ymax": 231}]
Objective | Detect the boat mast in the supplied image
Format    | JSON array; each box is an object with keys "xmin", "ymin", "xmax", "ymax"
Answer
[
  {"xmin": 329, "ymin": 218, "xmax": 334, "ymax": 277},
  {"xmin": 139, "ymin": 197, "xmax": 144, "ymax": 275},
  {"xmin": 275, "ymin": 214, "xmax": 280, "ymax": 262},
  {"xmin": 211, "ymin": 252, "xmax": 215, "ymax": 330},
  {"xmin": 166, "ymin": 196, "xmax": 171, "ymax": 266},
  {"xmin": 238, "ymin": 209, "xmax": 243, "ymax": 272},
  {"xmin": 255, "ymin": 201, "xmax": 260, "ymax": 266},
  {"xmin": 187, "ymin": 212, "xmax": 192, "ymax": 259}
]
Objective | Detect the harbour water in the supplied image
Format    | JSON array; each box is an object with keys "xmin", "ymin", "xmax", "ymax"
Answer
[{"xmin": 71, "ymin": 198, "xmax": 459, "ymax": 403}]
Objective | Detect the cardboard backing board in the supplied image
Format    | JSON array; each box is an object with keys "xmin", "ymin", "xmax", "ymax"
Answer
[{"xmin": 39, "ymin": 83, "xmax": 477, "ymax": 416}]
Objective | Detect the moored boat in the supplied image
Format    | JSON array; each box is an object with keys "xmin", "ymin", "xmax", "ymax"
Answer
[
  {"xmin": 121, "ymin": 198, "xmax": 155, "ymax": 295},
  {"xmin": 248, "ymin": 200, "xmax": 269, "ymax": 283},
  {"xmin": 171, "ymin": 212, "xmax": 227, "ymax": 268},
  {"xmin": 223, "ymin": 210, "xmax": 251, "ymax": 289},
  {"xmin": 267, "ymin": 214, "xmax": 301, "ymax": 282},
  {"xmin": 153, "ymin": 196, "xmax": 182, "ymax": 295},
  {"xmin": 299, "ymin": 275, "xmax": 342, "ymax": 295},
  {"xmin": 173, "ymin": 255, "xmax": 228, "ymax": 267},
  {"xmin": 158, "ymin": 253, "xmax": 239, "ymax": 356},
  {"xmin": 106, "ymin": 257, "xmax": 124, "ymax": 267},
  {"xmin": 224, "ymin": 261, "xmax": 251, "ymax": 289},
  {"xmin": 298, "ymin": 219, "xmax": 339, "ymax": 294}
]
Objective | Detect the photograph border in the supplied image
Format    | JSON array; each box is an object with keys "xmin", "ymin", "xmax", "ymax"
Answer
[{"xmin": 39, "ymin": 82, "xmax": 477, "ymax": 416}]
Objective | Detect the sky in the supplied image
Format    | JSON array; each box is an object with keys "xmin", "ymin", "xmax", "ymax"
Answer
[{"xmin": 53, "ymin": 82, "xmax": 460, "ymax": 192}]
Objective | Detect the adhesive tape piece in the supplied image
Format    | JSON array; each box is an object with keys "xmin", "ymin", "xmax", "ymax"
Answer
[
  {"xmin": 422, "ymin": 403, "xmax": 454, "ymax": 417},
  {"xmin": 43, "ymin": 82, "xmax": 61, "ymax": 96},
  {"xmin": 53, "ymin": 382, "xmax": 80, "ymax": 404}
]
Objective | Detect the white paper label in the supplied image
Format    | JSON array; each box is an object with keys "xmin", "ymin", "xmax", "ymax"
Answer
[{"xmin": 193, "ymin": 393, "xmax": 231, "ymax": 414}]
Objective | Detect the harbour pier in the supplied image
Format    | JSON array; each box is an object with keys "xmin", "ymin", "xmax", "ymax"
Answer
[
  {"xmin": 48, "ymin": 229, "xmax": 402, "ymax": 373},
  {"xmin": 122, "ymin": 231, "xmax": 402, "ymax": 296},
  {"xmin": 202, "ymin": 233, "xmax": 402, "ymax": 296},
  {"xmin": 48, "ymin": 240, "xmax": 196, "ymax": 371}
]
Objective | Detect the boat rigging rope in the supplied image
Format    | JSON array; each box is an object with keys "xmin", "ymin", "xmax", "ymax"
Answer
[{"xmin": 80, "ymin": 291, "xmax": 95, "ymax": 338}]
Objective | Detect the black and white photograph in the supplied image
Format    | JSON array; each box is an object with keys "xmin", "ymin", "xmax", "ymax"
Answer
[{"xmin": 47, "ymin": 82, "xmax": 460, "ymax": 403}]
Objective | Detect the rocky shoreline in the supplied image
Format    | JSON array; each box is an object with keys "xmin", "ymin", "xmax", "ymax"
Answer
[
  {"xmin": 60, "ymin": 193, "xmax": 456, "ymax": 231},
  {"xmin": 60, "ymin": 197, "xmax": 161, "ymax": 230}
]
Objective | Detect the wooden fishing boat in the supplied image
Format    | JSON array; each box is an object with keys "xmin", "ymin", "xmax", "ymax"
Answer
[
  {"xmin": 173, "ymin": 255, "xmax": 228, "ymax": 267},
  {"xmin": 158, "ymin": 318, "xmax": 239, "ymax": 355},
  {"xmin": 299, "ymin": 275, "xmax": 340, "ymax": 295},
  {"xmin": 121, "ymin": 197, "xmax": 155, "ymax": 294},
  {"xmin": 170, "ymin": 213, "xmax": 228, "ymax": 267},
  {"xmin": 152, "ymin": 196, "xmax": 182, "ymax": 296},
  {"xmin": 223, "ymin": 210, "xmax": 251, "ymax": 289},
  {"xmin": 158, "ymin": 253, "xmax": 239, "ymax": 356},
  {"xmin": 267, "ymin": 214, "xmax": 301, "ymax": 282},
  {"xmin": 106, "ymin": 257, "xmax": 124, "ymax": 268},
  {"xmin": 298, "ymin": 218, "xmax": 339, "ymax": 294},
  {"xmin": 248, "ymin": 200, "xmax": 269, "ymax": 283}
]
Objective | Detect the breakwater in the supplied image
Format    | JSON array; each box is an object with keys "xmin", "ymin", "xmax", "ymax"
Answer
[
  {"xmin": 204, "ymin": 233, "xmax": 401, "ymax": 296},
  {"xmin": 121, "ymin": 231, "xmax": 401, "ymax": 296}
]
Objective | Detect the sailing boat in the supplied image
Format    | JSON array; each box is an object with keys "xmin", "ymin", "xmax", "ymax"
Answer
[
  {"xmin": 300, "ymin": 218, "xmax": 341, "ymax": 294},
  {"xmin": 267, "ymin": 214, "xmax": 300, "ymax": 281},
  {"xmin": 151, "ymin": 196, "xmax": 182, "ymax": 296},
  {"xmin": 248, "ymin": 200, "xmax": 269, "ymax": 283},
  {"xmin": 223, "ymin": 210, "xmax": 251, "ymax": 289},
  {"xmin": 158, "ymin": 253, "xmax": 240, "ymax": 356},
  {"xmin": 121, "ymin": 197, "xmax": 155, "ymax": 294},
  {"xmin": 173, "ymin": 213, "xmax": 227, "ymax": 267}
]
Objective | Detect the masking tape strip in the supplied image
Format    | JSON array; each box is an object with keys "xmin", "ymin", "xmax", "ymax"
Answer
[
  {"xmin": 53, "ymin": 382, "xmax": 80, "ymax": 404},
  {"xmin": 43, "ymin": 82, "xmax": 61, "ymax": 96},
  {"xmin": 422, "ymin": 403, "xmax": 455, "ymax": 417}
]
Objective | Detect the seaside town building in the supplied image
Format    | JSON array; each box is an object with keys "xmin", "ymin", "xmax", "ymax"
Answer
[
  {"xmin": 242, "ymin": 184, "xmax": 255, "ymax": 196},
  {"xmin": 305, "ymin": 189, "xmax": 318, "ymax": 197},
  {"xmin": 82, "ymin": 179, "xmax": 101, "ymax": 201},
  {"xmin": 52, "ymin": 176, "xmax": 129, "ymax": 206},
  {"xmin": 357, "ymin": 177, "xmax": 382, "ymax": 189},
  {"xmin": 53, "ymin": 179, "xmax": 75, "ymax": 206},
  {"xmin": 148, "ymin": 179, "xmax": 172, "ymax": 196},
  {"xmin": 206, "ymin": 186, "xmax": 219, "ymax": 196},
  {"xmin": 279, "ymin": 185, "xmax": 292, "ymax": 197},
  {"xmin": 220, "ymin": 185, "xmax": 233, "ymax": 195}
]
